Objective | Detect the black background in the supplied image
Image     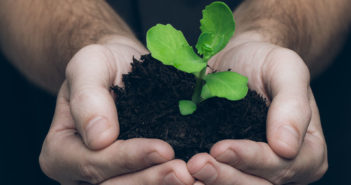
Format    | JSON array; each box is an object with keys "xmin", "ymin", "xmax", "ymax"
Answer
[{"xmin": 0, "ymin": 0, "xmax": 350, "ymax": 184}]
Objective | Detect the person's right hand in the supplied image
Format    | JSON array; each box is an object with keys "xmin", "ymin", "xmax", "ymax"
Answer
[{"xmin": 39, "ymin": 37, "xmax": 195, "ymax": 185}]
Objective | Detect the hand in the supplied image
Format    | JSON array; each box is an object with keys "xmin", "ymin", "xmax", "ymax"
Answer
[
  {"xmin": 187, "ymin": 32, "xmax": 328, "ymax": 184},
  {"xmin": 39, "ymin": 38, "xmax": 195, "ymax": 185}
]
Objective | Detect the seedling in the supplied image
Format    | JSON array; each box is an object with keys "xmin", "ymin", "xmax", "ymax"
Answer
[{"xmin": 146, "ymin": 1, "xmax": 248, "ymax": 115}]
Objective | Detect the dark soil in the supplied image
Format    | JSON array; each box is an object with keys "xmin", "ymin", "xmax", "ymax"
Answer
[{"xmin": 113, "ymin": 55, "xmax": 268, "ymax": 161}]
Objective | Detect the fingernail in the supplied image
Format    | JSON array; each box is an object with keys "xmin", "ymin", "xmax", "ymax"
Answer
[
  {"xmin": 215, "ymin": 149, "xmax": 237, "ymax": 166},
  {"xmin": 194, "ymin": 181, "xmax": 205, "ymax": 185},
  {"xmin": 193, "ymin": 163, "xmax": 217, "ymax": 182},
  {"xmin": 85, "ymin": 117, "xmax": 109, "ymax": 146},
  {"xmin": 163, "ymin": 173, "xmax": 185, "ymax": 185},
  {"xmin": 277, "ymin": 125, "xmax": 299, "ymax": 150},
  {"xmin": 146, "ymin": 152, "xmax": 167, "ymax": 164}
]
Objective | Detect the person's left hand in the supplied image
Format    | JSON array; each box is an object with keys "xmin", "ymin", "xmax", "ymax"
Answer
[{"xmin": 187, "ymin": 33, "xmax": 328, "ymax": 185}]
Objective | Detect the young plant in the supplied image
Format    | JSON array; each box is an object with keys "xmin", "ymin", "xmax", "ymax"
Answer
[{"xmin": 146, "ymin": 1, "xmax": 248, "ymax": 115}]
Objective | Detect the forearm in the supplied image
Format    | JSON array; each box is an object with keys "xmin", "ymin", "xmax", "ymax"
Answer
[
  {"xmin": 0, "ymin": 0, "xmax": 143, "ymax": 93},
  {"xmin": 232, "ymin": 0, "xmax": 351, "ymax": 77}
]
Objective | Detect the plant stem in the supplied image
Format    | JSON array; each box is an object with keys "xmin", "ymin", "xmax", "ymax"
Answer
[{"xmin": 192, "ymin": 67, "xmax": 206, "ymax": 104}]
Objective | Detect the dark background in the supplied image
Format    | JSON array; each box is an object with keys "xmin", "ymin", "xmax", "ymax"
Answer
[{"xmin": 0, "ymin": 0, "xmax": 350, "ymax": 184}]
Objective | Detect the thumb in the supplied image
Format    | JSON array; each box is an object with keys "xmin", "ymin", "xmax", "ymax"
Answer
[
  {"xmin": 264, "ymin": 49, "xmax": 312, "ymax": 159},
  {"xmin": 66, "ymin": 45, "xmax": 120, "ymax": 150}
]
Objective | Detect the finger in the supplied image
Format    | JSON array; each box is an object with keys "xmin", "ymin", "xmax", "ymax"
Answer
[
  {"xmin": 101, "ymin": 160, "xmax": 195, "ymax": 185},
  {"xmin": 43, "ymin": 136, "xmax": 174, "ymax": 184},
  {"xmin": 40, "ymin": 95, "xmax": 174, "ymax": 184},
  {"xmin": 263, "ymin": 48, "xmax": 312, "ymax": 158},
  {"xmin": 187, "ymin": 153, "xmax": 272, "ymax": 185},
  {"xmin": 211, "ymin": 140, "xmax": 287, "ymax": 184},
  {"xmin": 66, "ymin": 45, "xmax": 119, "ymax": 150},
  {"xmin": 211, "ymin": 132, "xmax": 326, "ymax": 184}
]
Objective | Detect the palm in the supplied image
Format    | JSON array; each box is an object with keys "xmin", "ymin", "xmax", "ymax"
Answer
[
  {"xmin": 40, "ymin": 44, "xmax": 196, "ymax": 185},
  {"xmin": 210, "ymin": 41, "xmax": 304, "ymax": 102},
  {"xmin": 195, "ymin": 41, "xmax": 328, "ymax": 184}
]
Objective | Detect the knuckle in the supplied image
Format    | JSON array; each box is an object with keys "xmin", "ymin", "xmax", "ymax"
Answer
[
  {"xmin": 38, "ymin": 134, "xmax": 59, "ymax": 180},
  {"xmin": 69, "ymin": 88, "xmax": 105, "ymax": 119},
  {"xmin": 70, "ymin": 88, "xmax": 91, "ymax": 105},
  {"xmin": 65, "ymin": 44, "xmax": 114, "ymax": 80},
  {"xmin": 233, "ymin": 141, "xmax": 265, "ymax": 171},
  {"xmin": 110, "ymin": 140, "xmax": 142, "ymax": 172},
  {"xmin": 39, "ymin": 149, "xmax": 53, "ymax": 178},
  {"xmin": 315, "ymin": 161, "xmax": 328, "ymax": 180},
  {"xmin": 118, "ymin": 155, "xmax": 140, "ymax": 173},
  {"xmin": 165, "ymin": 159, "xmax": 189, "ymax": 173},
  {"xmin": 167, "ymin": 159, "xmax": 187, "ymax": 168},
  {"xmin": 78, "ymin": 161, "xmax": 104, "ymax": 184},
  {"xmin": 65, "ymin": 59, "xmax": 75, "ymax": 80},
  {"xmin": 267, "ymin": 47, "xmax": 310, "ymax": 81},
  {"xmin": 270, "ymin": 48, "xmax": 301, "ymax": 63},
  {"xmin": 281, "ymin": 98, "xmax": 312, "ymax": 128},
  {"xmin": 233, "ymin": 153, "xmax": 251, "ymax": 171},
  {"xmin": 69, "ymin": 84, "xmax": 106, "ymax": 108},
  {"xmin": 310, "ymin": 157, "xmax": 328, "ymax": 182},
  {"xmin": 303, "ymin": 133, "xmax": 328, "ymax": 183},
  {"xmin": 273, "ymin": 166, "xmax": 296, "ymax": 185}
]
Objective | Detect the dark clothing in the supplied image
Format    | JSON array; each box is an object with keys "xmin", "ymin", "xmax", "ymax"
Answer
[
  {"xmin": 107, "ymin": 0, "xmax": 242, "ymax": 45},
  {"xmin": 0, "ymin": 1, "xmax": 350, "ymax": 184}
]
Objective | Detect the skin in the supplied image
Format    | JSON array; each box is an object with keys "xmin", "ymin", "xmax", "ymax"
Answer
[
  {"xmin": 1, "ymin": 0, "xmax": 194, "ymax": 184},
  {"xmin": 188, "ymin": 34, "xmax": 326, "ymax": 185},
  {"xmin": 39, "ymin": 42, "xmax": 196, "ymax": 185},
  {"xmin": 188, "ymin": 0, "xmax": 351, "ymax": 184},
  {"xmin": 0, "ymin": 0, "xmax": 350, "ymax": 184}
]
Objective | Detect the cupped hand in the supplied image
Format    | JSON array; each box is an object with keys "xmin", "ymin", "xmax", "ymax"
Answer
[
  {"xmin": 187, "ymin": 33, "xmax": 328, "ymax": 184},
  {"xmin": 39, "ymin": 38, "xmax": 195, "ymax": 185}
]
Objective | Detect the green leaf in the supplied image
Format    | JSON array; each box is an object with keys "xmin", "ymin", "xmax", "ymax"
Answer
[
  {"xmin": 201, "ymin": 71, "xmax": 248, "ymax": 101},
  {"xmin": 146, "ymin": 24, "xmax": 206, "ymax": 73},
  {"xmin": 179, "ymin": 100, "xmax": 197, "ymax": 115},
  {"xmin": 196, "ymin": 1, "xmax": 235, "ymax": 59}
]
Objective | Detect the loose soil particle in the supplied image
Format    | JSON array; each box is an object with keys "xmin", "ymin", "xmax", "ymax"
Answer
[{"xmin": 113, "ymin": 55, "xmax": 268, "ymax": 161}]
